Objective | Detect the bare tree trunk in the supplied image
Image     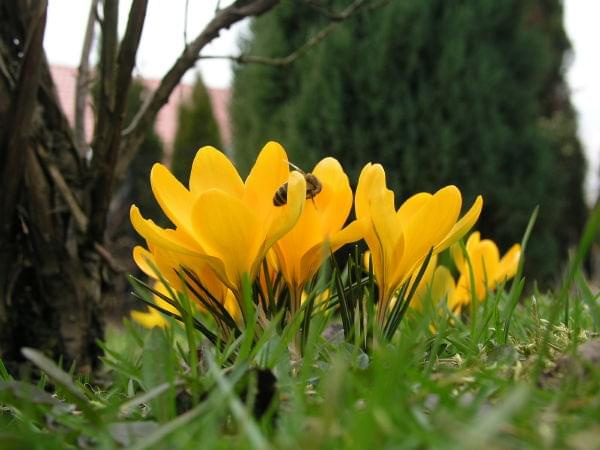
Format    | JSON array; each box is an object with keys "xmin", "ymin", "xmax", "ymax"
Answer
[{"xmin": 0, "ymin": 1, "xmax": 103, "ymax": 373}]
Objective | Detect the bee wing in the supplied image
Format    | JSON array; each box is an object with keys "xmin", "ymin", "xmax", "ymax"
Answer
[{"xmin": 287, "ymin": 161, "xmax": 304, "ymax": 173}]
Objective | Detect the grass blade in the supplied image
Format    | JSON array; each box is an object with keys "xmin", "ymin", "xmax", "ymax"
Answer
[{"xmin": 21, "ymin": 348, "xmax": 100, "ymax": 424}]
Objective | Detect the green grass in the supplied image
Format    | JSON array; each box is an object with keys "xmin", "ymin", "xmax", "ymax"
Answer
[
  {"xmin": 1, "ymin": 286, "xmax": 599, "ymax": 449},
  {"xmin": 2, "ymin": 210, "xmax": 600, "ymax": 448}
]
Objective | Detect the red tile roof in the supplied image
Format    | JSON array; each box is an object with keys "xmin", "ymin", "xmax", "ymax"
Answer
[{"xmin": 49, "ymin": 65, "xmax": 231, "ymax": 156}]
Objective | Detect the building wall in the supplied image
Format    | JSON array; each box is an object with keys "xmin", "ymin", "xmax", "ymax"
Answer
[{"xmin": 49, "ymin": 65, "xmax": 231, "ymax": 158}]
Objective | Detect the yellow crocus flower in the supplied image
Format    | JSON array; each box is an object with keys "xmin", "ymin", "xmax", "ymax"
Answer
[
  {"xmin": 355, "ymin": 163, "xmax": 482, "ymax": 326},
  {"xmin": 448, "ymin": 232, "xmax": 521, "ymax": 314},
  {"xmin": 272, "ymin": 157, "xmax": 365, "ymax": 314},
  {"xmin": 130, "ymin": 142, "xmax": 306, "ymax": 320},
  {"xmin": 411, "ymin": 259, "xmax": 457, "ymax": 315}
]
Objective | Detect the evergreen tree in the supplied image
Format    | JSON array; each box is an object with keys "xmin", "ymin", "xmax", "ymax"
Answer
[
  {"xmin": 171, "ymin": 74, "xmax": 222, "ymax": 183},
  {"xmin": 532, "ymin": 0, "xmax": 587, "ymax": 251},
  {"xmin": 232, "ymin": 0, "xmax": 586, "ymax": 282}
]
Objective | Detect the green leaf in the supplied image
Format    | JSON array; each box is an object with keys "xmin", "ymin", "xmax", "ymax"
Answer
[
  {"xmin": 503, "ymin": 206, "xmax": 538, "ymax": 344},
  {"xmin": 0, "ymin": 358, "xmax": 12, "ymax": 381},
  {"xmin": 141, "ymin": 330, "xmax": 177, "ymax": 421},
  {"xmin": 21, "ymin": 348, "xmax": 100, "ymax": 424}
]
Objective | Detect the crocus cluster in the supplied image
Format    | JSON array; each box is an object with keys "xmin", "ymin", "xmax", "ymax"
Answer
[
  {"xmin": 131, "ymin": 141, "xmax": 489, "ymax": 336},
  {"xmin": 411, "ymin": 232, "xmax": 521, "ymax": 315}
]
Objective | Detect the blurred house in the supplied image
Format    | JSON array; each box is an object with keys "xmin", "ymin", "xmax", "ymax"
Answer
[{"xmin": 49, "ymin": 65, "xmax": 231, "ymax": 159}]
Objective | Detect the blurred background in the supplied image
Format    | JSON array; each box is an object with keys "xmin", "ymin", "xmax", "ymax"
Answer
[{"xmin": 43, "ymin": 0, "xmax": 599, "ymax": 287}]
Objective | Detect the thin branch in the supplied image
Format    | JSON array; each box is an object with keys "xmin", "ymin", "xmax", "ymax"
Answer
[
  {"xmin": 117, "ymin": 0, "xmax": 280, "ymax": 178},
  {"xmin": 88, "ymin": 0, "xmax": 148, "ymax": 242},
  {"xmin": 198, "ymin": 0, "xmax": 384, "ymax": 67},
  {"xmin": 114, "ymin": 0, "xmax": 148, "ymax": 109},
  {"xmin": 303, "ymin": 0, "xmax": 366, "ymax": 21},
  {"xmin": 93, "ymin": 242, "xmax": 126, "ymax": 273},
  {"xmin": 74, "ymin": 0, "xmax": 99, "ymax": 155},
  {"xmin": 200, "ymin": 22, "xmax": 337, "ymax": 67},
  {"xmin": 90, "ymin": 0, "xmax": 117, "ymax": 161},
  {"xmin": 87, "ymin": 0, "xmax": 118, "ymax": 242},
  {"xmin": 36, "ymin": 147, "xmax": 89, "ymax": 233},
  {"xmin": 35, "ymin": 148, "xmax": 125, "ymax": 274}
]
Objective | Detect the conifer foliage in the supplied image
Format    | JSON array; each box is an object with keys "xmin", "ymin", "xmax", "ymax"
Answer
[{"xmin": 231, "ymin": 0, "xmax": 586, "ymax": 281}]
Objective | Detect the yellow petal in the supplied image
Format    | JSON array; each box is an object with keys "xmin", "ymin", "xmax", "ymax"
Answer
[
  {"xmin": 130, "ymin": 205, "xmax": 199, "ymax": 255},
  {"xmin": 413, "ymin": 260, "xmax": 460, "ymax": 312},
  {"xmin": 451, "ymin": 231, "xmax": 480, "ymax": 273},
  {"xmin": 274, "ymin": 157, "xmax": 354, "ymax": 290},
  {"xmin": 133, "ymin": 246, "xmax": 158, "ymax": 279},
  {"xmin": 294, "ymin": 241, "xmax": 328, "ymax": 290},
  {"xmin": 361, "ymin": 218, "xmax": 388, "ymax": 295},
  {"xmin": 301, "ymin": 289, "xmax": 331, "ymax": 306},
  {"xmin": 145, "ymin": 244, "xmax": 186, "ymax": 292},
  {"xmin": 150, "ymin": 164, "xmax": 196, "ymax": 233},
  {"xmin": 264, "ymin": 170, "xmax": 306, "ymax": 249},
  {"xmin": 435, "ymin": 195, "xmax": 483, "ymax": 252},
  {"xmin": 495, "ymin": 243, "xmax": 521, "ymax": 283},
  {"xmin": 450, "ymin": 242, "xmax": 464, "ymax": 273},
  {"xmin": 467, "ymin": 231, "xmax": 482, "ymax": 249},
  {"xmin": 243, "ymin": 141, "xmax": 290, "ymax": 221},
  {"xmin": 371, "ymin": 190, "xmax": 401, "ymax": 251},
  {"xmin": 363, "ymin": 250, "xmax": 371, "ymax": 272},
  {"xmin": 131, "ymin": 281, "xmax": 179, "ymax": 328},
  {"xmin": 396, "ymin": 192, "xmax": 432, "ymax": 223},
  {"xmin": 189, "ymin": 146, "xmax": 244, "ymax": 198},
  {"xmin": 148, "ymin": 243, "xmax": 233, "ymax": 296},
  {"xmin": 430, "ymin": 265, "xmax": 456, "ymax": 305},
  {"xmin": 297, "ymin": 219, "xmax": 366, "ymax": 286},
  {"xmin": 277, "ymin": 200, "xmax": 323, "ymax": 281},
  {"xmin": 410, "ymin": 254, "xmax": 438, "ymax": 310},
  {"xmin": 224, "ymin": 290, "xmax": 242, "ymax": 325},
  {"xmin": 370, "ymin": 190, "xmax": 403, "ymax": 291},
  {"xmin": 355, "ymin": 162, "xmax": 372, "ymax": 219},
  {"xmin": 179, "ymin": 259, "xmax": 232, "ymax": 311},
  {"xmin": 392, "ymin": 186, "xmax": 461, "ymax": 286},
  {"xmin": 131, "ymin": 309, "xmax": 168, "ymax": 328},
  {"xmin": 468, "ymin": 239, "xmax": 500, "ymax": 299},
  {"xmin": 364, "ymin": 225, "xmax": 385, "ymax": 292},
  {"xmin": 131, "ymin": 205, "xmax": 235, "ymax": 295},
  {"xmin": 328, "ymin": 219, "xmax": 366, "ymax": 253},
  {"xmin": 450, "ymin": 273, "xmax": 471, "ymax": 311},
  {"xmin": 270, "ymin": 244, "xmax": 293, "ymax": 291},
  {"xmin": 192, "ymin": 189, "xmax": 263, "ymax": 289},
  {"xmin": 355, "ymin": 163, "xmax": 392, "ymax": 219},
  {"xmin": 355, "ymin": 163, "xmax": 396, "ymax": 297},
  {"xmin": 312, "ymin": 157, "xmax": 353, "ymax": 234},
  {"xmin": 153, "ymin": 281, "xmax": 180, "ymax": 315}
]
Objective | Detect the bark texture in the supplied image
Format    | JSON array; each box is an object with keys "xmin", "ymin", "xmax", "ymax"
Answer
[{"xmin": 0, "ymin": 0, "xmax": 103, "ymax": 372}]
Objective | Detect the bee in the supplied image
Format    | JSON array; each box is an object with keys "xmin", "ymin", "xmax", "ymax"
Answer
[{"xmin": 273, "ymin": 162, "xmax": 322, "ymax": 207}]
